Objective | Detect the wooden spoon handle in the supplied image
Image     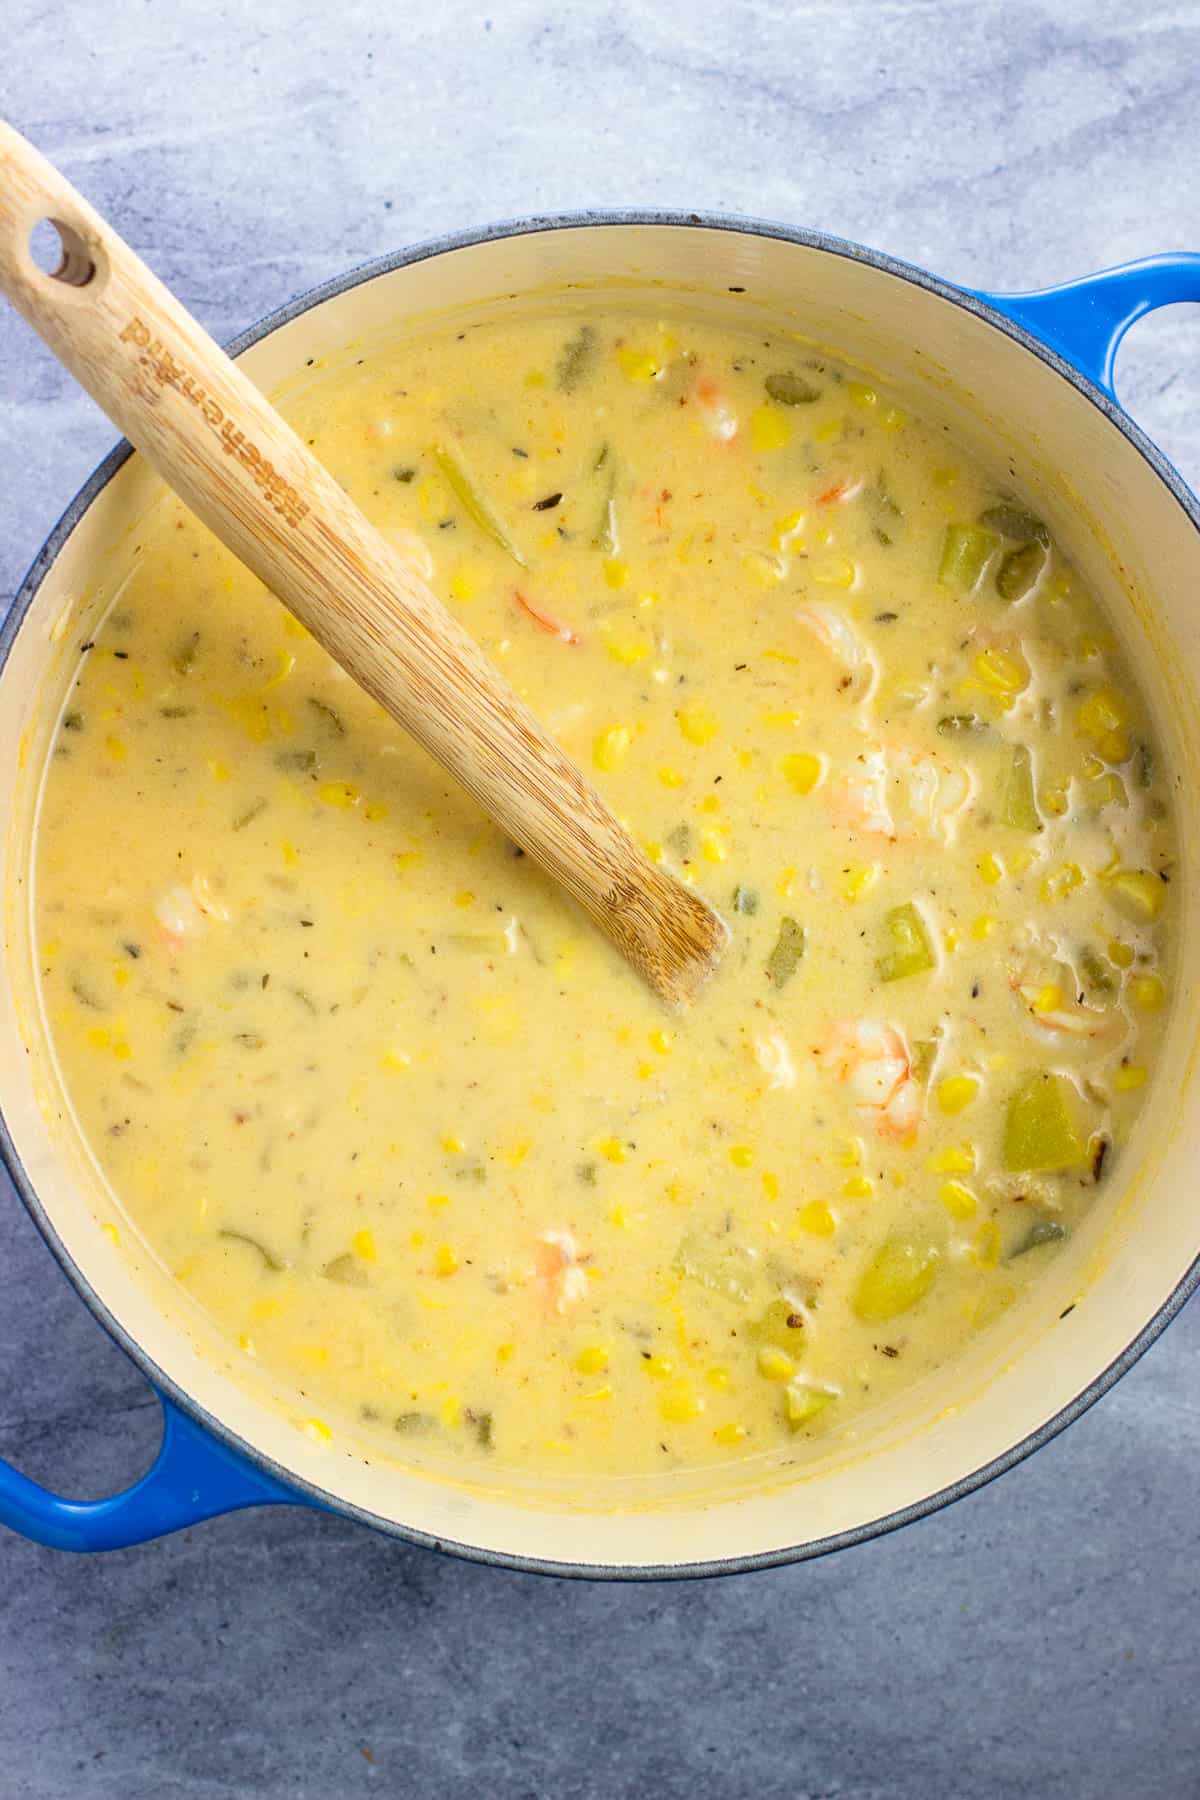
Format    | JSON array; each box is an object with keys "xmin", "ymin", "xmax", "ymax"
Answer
[{"xmin": 0, "ymin": 122, "xmax": 726, "ymax": 1007}]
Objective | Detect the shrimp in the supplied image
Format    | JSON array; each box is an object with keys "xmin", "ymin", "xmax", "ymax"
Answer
[
  {"xmin": 796, "ymin": 603, "xmax": 875, "ymax": 699},
  {"xmin": 153, "ymin": 874, "xmax": 231, "ymax": 952},
  {"xmin": 535, "ymin": 1230, "xmax": 589, "ymax": 1315},
  {"xmin": 694, "ymin": 376, "xmax": 738, "ymax": 443},
  {"xmin": 818, "ymin": 1019, "xmax": 921, "ymax": 1142},
  {"xmin": 828, "ymin": 746, "xmax": 972, "ymax": 844},
  {"xmin": 1011, "ymin": 974, "xmax": 1119, "ymax": 1041}
]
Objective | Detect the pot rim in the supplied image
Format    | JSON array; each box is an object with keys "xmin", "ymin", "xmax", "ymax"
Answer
[{"xmin": 2, "ymin": 207, "xmax": 1197, "ymax": 1579}]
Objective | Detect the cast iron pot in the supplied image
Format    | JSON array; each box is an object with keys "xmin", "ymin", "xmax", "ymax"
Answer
[{"xmin": 2, "ymin": 215, "xmax": 1198, "ymax": 1575}]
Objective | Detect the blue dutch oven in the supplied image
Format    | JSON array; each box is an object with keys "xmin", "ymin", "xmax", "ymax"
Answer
[{"xmin": 1, "ymin": 216, "xmax": 1198, "ymax": 1575}]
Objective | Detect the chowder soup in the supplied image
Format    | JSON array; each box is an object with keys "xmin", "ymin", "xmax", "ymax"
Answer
[{"xmin": 33, "ymin": 307, "xmax": 1174, "ymax": 1480}]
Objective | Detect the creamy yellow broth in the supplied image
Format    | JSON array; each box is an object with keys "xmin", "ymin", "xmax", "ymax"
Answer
[{"xmin": 33, "ymin": 307, "xmax": 1174, "ymax": 1480}]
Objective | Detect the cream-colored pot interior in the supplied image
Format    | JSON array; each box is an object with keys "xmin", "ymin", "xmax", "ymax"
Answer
[{"xmin": 3, "ymin": 222, "xmax": 1198, "ymax": 1573}]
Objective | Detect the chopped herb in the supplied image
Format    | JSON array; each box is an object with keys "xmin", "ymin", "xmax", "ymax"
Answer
[
  {"xmin": 576, "ymin": 1161, "xmax": 598, "ymax": 1186},
  {"xmin": 172, "ymin": 630, "xmax": 200, "ymax": 676},
  {"xmin": 937, "ymin": 713, "xmax": 988, "ymax": 737},
  {"xmin": 765, "ymin": 916, "xmax": 806, "ymax": 988},
  {"xmin": 306, "ymin": 697, "xmax": 346, "ymax": 735},
  {"xmin": 159, "ymin": 704, "xmax": 192, "ymax": 719},
  {"xmin": 393, "ymin": 465, "xmax": 418, "ymax": 483},
  {"xmin": 1091, "ymin": 1135, "xmax": 1110, "ymax": 1183},
  {"xmin": 1134, "ymin": 742, "xmax": 1154, "ymax": 789},
  {"xmin": 233, "ymin": 798, "xmax": 268, "ymax": 832},
  {"xmin": 765, "ymin": 370, "xmax": 822, "ymax": 406},
  {"xmin": 121, "ymin": 941, "xmax": 142, "ymax": 960},
  {"xmin": 732, "ymin": 885, "xmax": 759, "ymax": 915},
  {"xmin": 874, "ymin": 611, "xmax": 898, "ymax": 624},
  {"xmin": 62, "ymin": 711, "xmax": 84, "ymax": 731},
  {"xmin": 394, "ymin": 1411, "xmax": 436, "ymax": 1435},
  {"xmin": 1078, "ymin": 946, "xmax": 1114, "ymax": 994},
  {"xmin": 666, "ymin": 823, "xmax": 691, "ymax": 856},
  {"xmin": 465, "ymin": 1408, "xmax": 494, "ymax": 1451},
  {"xmin": 322, "ymin": 1252, "xmax": 369, "ymax": 1287},
  {"xmin": 533, "ymin": 491, "xmax": 563, "ymax": 511},
  {"xmin": 234, "ymin": 1031, "xmax": 266, "ymax": 1050},
  {"xmin": 556, "ymin": 324, "xmax": 598, "ymax": 392},
  {"xmin": 218, "ymin": 1227, "xmax": 284, "ymax": 1271},
  {"xmin": 275, "ymin": 748, "xmax": 319, "ymax": 773},
  {"xmin": 70, "ymin": 976, "xmax": 106, "ymax": 1011}
]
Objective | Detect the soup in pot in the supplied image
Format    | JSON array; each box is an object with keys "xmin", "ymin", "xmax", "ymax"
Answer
[{"xmin": 33, "ymin": 306, "xmax": 1175, "ymax": 1478}]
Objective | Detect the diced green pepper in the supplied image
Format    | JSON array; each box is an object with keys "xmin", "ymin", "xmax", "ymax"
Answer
[
  {"xmin": 733, "ymin": 885, "xmax": 759, "ymax": 915},
  {"xmin": 876, "ymin": 902, "xmax": 935, "ymax": 982},
  {"xmin": 853, "ymin": 1233, "xmax": 941, "ymax": 1322},
  {"xmin": 432, "ymin": 442, "xmax": 527, "ymax": 567},
  {"xmin": 219, "ymin": 1227, "xmax": 285, "ymax": 1272},
  {"xmin": 765, "ymin": 916, "xmax": 806, "ymax": 988},
  {"xmin": 1007, "ymin": 1217, "xmax": 1067, "ymax": 1260},
  {"xmin": 911, "ymin": 1037, "xmax": 940, "ymax": 1083},
  {"xmin": 785, "ymin": 1380, "xmax": 834, "ymax": 1430},
  {"xmin": 996, "ymin": 539, "xmax": 1047, "ymax": 602},
  {"xmin": 321, "ymin": 1251, "xmax": 369, "ymax": 1287},
  {"xmin": 938, "ymin": 523, "xmax": 1000, "ymax": 592},
  {"xmin": 978, "ymin": 504, "xmax": 1049, "ymax": 545},
  {"xmin": 556, "ymin": 324, "xmax": 598, "ymax": 392},
  {"xmin": 765, "ymin": 370, "xmax": 822, "ymax": 405},
  {"xmin": 937, "ymin": 713, "xmax": 988, "ymax": 737},
  {"xmin": 1003, "ymin": 1072, "xmax": 1085, "ymax": 1172},
  {"xmin": 749, "ymin": 1298, "xmax": 806, "ymax": 1355},
  {"xmin": 1000, "ymin": 744, "xmax": 1042, "ymax": 832},
  {"xmin": 673, "ymin": 1232, "xmax": 753, "ymax": 1304},
  {"xmin": 1078, "ymin": 945, "xmax": 1114, "ymax": 994}
]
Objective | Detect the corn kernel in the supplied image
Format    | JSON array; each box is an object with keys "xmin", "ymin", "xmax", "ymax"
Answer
[
  {"xmin": 319, "ymin": 780, "xmax": 360, "ymax": 810},
  {"xmin": 603, "ymin": 557, "xmax": 630, "ymax": 590},
  {"xmin": 576, "ymin": 1345, "xmax": 610, "ymax": 1375},
  {"xmin": 1108, "ymin": 939, "xmax": 1135, "ymax": 968},
  {"xmin": 658, "ymin": 765, "xmax": 686, "ymax": 788},
  {"xmin": 301, "ymin": 1418, "xmax": 333, "ymax": 1444},
  {"xmin": 433, "ymin": 1244, "xmax": 459, "ymax": 1277},
  {"xmin": 676, "ymin": 702, "xmax": 719, "ymax": 745},
  {"xmin": 1077, "ymin": 685, "xmax": 1131, "ymax": 762},
  {"xmin": 700, "ymin": 828, "xmax": 728, "ymax": 864},
  {"xmin": 503, "ymin": 1137, "xmax": 531, "ymax": 1167},
  {"xmin": 426, "ymin": 1192, "xmax": 450, "ymax": 1213},
  {"xmin": 772, "ymin": 510, "xmax": 806, "ymax": 549},
  {"xmin": 928, "ymin": 1143, "xmax": 976, "ymax": 1174},
  {"xmin": 649, "ymin": 1029, "xmax": 673, "ymax": 1055},
  {"xmin": 496, "ymin": 1341, "xmax": 515, "ymax": 1364},
  {"xmin": 104, "ymin": 734, "xmax": 127, "ymax": 762},
  {"xmin": 761, "ymin": 1171, "xmax": 781, "ymax": 1200},
  {"xmin": 937, "ymin": 1074, "xmax": 980, "ymax": 1114},
  {"xmin": 441, "ymin": 1133, "xmax": 465, "ymax": 1154},
  {"xmin": 1033, "ymin": 984, "xmax": 1063, "ymax": 1014},
  {"xmin": 706, "ymin": 1366, "xmax": 731, "ymax": 1390},
  {"xmin": 449, "ymin": 563, "xmax": 482, "ymax": 602},
  {"xmin": 842, "ymin": 1174, "xmax": 874, "ymax": 1200},
  {"xmin": 796, "ymin": 1200, "xmax": 836, "ymax": 1237},
  {"xmin": 593, "ymin": 725, "xmax": 631, "ymax": 771},
  {"xmin": 776, "ymin": 865, "xmax": 798, "ymax": 898},
  {"xmin": 750, "ymin": 404, "xmax": 792, "ymax": 452},
  {"xmin": 101, "ymin": 1221, "xmax": 120, "ymax": 1247},
  {"xmin": 727, "ymin": 1143, "xmax": 754, "ymax": 1169},
  {"xmin": 610, "ymin": 1205, "xmax": 633, "ymax": 1229},
  {"xmin": 643, "ymin": 1355, "xmax": 674, "ymax": 1380},
  {"xmin": 713, "ymin": 1421, "xmax": 748, "ymax": 1446},
  {"xmin": 353, "ymin": 1228, "xmax": 377, "ymax": 1261},
  {"xmin": 618, "ymin": 347, "xmax": 661, "ymax": 382},
  {"xmin": 1130, "ymin": 974, "xmax": 1165, "ymax": 1010},
  {"xmin": 848, "ymin": 381, "xmax": 878, "ymax": 410},
  {"xmin": 972, "ymin": 647, "xmax": 1029, "ymax": 698},
  {"xmin": 940, "ymin": 1179, "xmax": 978, "ymax": 1220},
  {"xmin": 842, "ymin": 861, "xmax": 878, "ymax": 902},
  {"xmin": 1106, "ymin": 868, "xmax": 1164, "ymax": 923},
  {"xmin": 882, "ymin": 406, "xmax": 907, "ymax": 430},
  {"xmin": 972, "ymin": 1221, "xmax": 1002, "ymax": 1268},
  {"xmin": 757, "ymin": 1346, "xmax": 796, "ymax": 1382},
  {"xmin": 978, "ymin": 853, "xmax": 1004, "ymax": 886},
  {"xmin": 606, "ymin": 634, "xmax": 650, "ymax": 664},
  {"xmin": 781, "ymin": 751, "xmax": 823, "ymax": 795},
  {"xmin": 381, "ymin": 1049, "xmax": 411, "ymax": 1072},
  {"xmin": 598, "ymin": 1136, "xmax": 626, "ymax": 1164},
  {"xmin": 971, "ymin": 914, "xmax": 997, "ymax": 940},
  {"xmin": 659, "ymin": 1381, "xmax": 705, "ymax": 1423},
  {"xmin": 812, "ymin": 555, "xmax": 856, "ymax": 588},
  {"xmin": 835, "ymin": 1137, "xmax": 863, "ymax": 1168},
  {"xmin": 392, "ymin": 849, "xmax": 422, "ymax": 874},
  {"xmin": 1115, "ymin": 1064, "xmax": 1147, "ymax": 1091},
  {"xmin": 1041, "ymin": 862, "xmax": 1084, "ymax": 903}
]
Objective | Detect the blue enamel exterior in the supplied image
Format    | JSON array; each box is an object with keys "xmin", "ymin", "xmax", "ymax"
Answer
[{"xmin": 1, "ymin": 221, "xmax": 1197, "ymax": 1564}]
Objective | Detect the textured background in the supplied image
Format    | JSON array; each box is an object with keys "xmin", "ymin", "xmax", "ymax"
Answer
[{"xmin": 1, "ymin": 3, "xmax": 1199, "ymax": 1796}]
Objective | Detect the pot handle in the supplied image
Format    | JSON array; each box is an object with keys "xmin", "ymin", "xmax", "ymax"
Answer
[
  {"xmin": 0, "ymin": 1391, "xmax": 302, "ymax": 1551},
  {"xmin": 974, "ymin": 254, "xmax": 1200, "ymax": 401}
]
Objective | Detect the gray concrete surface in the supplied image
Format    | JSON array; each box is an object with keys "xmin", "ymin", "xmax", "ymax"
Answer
[{"xmin": 1, "ymin": 2, "xmax": 1198, "ymax": 1794}]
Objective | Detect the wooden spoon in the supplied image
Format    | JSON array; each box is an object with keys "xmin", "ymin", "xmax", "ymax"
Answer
[{"xmin": 0, "ymin": 122, "xmax": 727, "ymax": 1007}]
